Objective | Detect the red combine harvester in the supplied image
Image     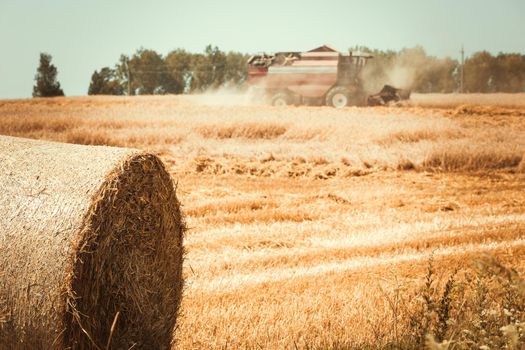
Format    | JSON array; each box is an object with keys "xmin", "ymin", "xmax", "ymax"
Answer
[{"xmin": 247, "ymin": 45, "xmax": 410, "ymax": 108}]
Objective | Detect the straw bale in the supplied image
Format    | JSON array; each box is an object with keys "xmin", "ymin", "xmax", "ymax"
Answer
[{"xmin": 0, "ymin": 136, "xmax": 184, "ymax": 349}]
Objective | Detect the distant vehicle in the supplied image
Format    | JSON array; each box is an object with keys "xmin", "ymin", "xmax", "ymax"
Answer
[{"xmin": 247, "ymin": 45, "xmax": 410, "ymax": 108}]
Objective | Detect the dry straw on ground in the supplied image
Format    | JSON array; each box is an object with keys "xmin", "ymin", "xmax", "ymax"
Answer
[
  {"xmin": 0, "ymin": 136, "xmax": 185, "ymax": 349},
  {"xmin": 518, "ymin": 153, "xmax": 525, "ymax": 173}
]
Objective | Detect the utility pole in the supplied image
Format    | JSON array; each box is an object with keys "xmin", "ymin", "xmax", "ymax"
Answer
[{"xmin": 460, "ymin": 45, "xmax": 465, "ymax": 93}]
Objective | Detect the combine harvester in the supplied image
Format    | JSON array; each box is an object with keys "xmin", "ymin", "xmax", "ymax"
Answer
[{"xmin": 247, "ymin": 45, "xmax": 410, "ymax": 108}]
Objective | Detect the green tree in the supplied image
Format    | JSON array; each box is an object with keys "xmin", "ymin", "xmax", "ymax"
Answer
[
  {"xmin": 492, "ymin": 53, "xmax": 525, "ymax": 92},
  {"xmin": 190, "ymin": 45, "xmax": 227, "ymax": 91},
  {"xmin": 129, "ymin": 49, "xmax": 167, "ymax": 94},
  {"xmin": 88, "ymin": 67, "xmax": 124, "ymax": 95},
  {"xmin": 416, "ymin": 56, "xmax": 458, "ymax": 93},
  {"xmin": 114, "ymin": 55, "xmax": 132, "ymax": 95},
  {"xmin": 32, "ymin": 53, "xmax": 65, "ymax": 97},
  {"xmin": 464, "ymin": 51, "xmax": 495, "ymax": 92},
  {"xmin": 205, "ymin": 45, "xmax": 227, "ymax": 88},
  {"xmin": 165, "ymin": 49, "xmax": 193, "ymax": 94},
  {"xmin": 187, "ymin": 53, "xmax": 205, "ymax": 92},
  {"xmin": 224, "ymin": 51, "xmax": 249, "ymax": 85},
  {"xmin": 115, "ymin": 49, "xmax": 167, "ymax": 95}
]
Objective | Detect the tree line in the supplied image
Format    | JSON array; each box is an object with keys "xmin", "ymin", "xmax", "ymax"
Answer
[
  {"xmin": 88, "ymin": 45, "xmax": 249, "ymax": 96},
  {"xmin": 33, "ymin": 46, "xmax": 525, "ymax": 97},
  {"xmin": 361, "ymin": 46, "xmax": 525, "ymax": 93}
]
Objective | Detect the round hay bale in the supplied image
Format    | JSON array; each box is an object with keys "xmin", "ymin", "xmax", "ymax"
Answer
[{"xmin": 0, "ymin": 136, "xmax": 185, "ymax": 349}]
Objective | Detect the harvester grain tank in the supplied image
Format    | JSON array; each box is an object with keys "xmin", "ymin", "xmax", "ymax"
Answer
[{"xmin": 247, "ymin": 45, "xmax": 410, "ymax": 107}]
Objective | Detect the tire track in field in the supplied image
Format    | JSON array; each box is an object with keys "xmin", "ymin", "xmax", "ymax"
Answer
[
  {"xmin": 188, "ymin": 238, "xmax": 525, "ymax": 293},
  {"xmin": 186, "ymin": 213, "xmax": 525, "ymax": 250},
  {"xmin": 185, "ymin": 214, "xmax": 525, "ymax": 277},
  {"xmin": 188, "ymin": 222, "xmax": 525, "ymax": 277}
]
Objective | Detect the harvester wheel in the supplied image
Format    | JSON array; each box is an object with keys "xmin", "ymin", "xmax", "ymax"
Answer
[
  {"xmin": 326, "ymin": 87, "xmax": 350, "ymax": 108},
  {"xmin": 271, "ymin": 92, "xmax": 292, "ymax": 107}
]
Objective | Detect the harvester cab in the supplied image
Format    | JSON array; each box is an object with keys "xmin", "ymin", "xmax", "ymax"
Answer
[
  {"xmin": 336, "ymin": 51, "xmax": 372, "ymax": 85},
  {"xmin": 247, "ymin": 45, "xmax": 410, "ymax": 108}
]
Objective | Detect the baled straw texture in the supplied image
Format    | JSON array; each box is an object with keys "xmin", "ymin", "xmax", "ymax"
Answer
[{"xmin": 0, "ymin": 136, "xmax": 184, "ymax": 349}]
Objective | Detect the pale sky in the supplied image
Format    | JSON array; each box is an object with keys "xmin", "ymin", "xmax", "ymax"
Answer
[{"xmin": 1, "ymin": 0, "xmax": 524, "ymax": 98}]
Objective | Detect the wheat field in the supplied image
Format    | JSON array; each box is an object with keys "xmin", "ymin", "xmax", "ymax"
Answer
[{"xmin": 1, "ymin": 94, "xmax": 525, "ymax": 348}]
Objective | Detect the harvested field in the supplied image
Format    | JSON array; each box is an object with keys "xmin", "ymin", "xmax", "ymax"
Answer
[
  {"xmin": 0, "ymin": 136, "xmax": 184, "ymax": 349},
  {"xmin": 409, "ymin": 92, "xmax": 525, "ymax": 108},
  {"xmin": 1, "ymin": 95, "xmax": 524, "ymax": 177},
  {"xmin": 0, "ymin": 94, "xmax": 524, "ymax": 348}
]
